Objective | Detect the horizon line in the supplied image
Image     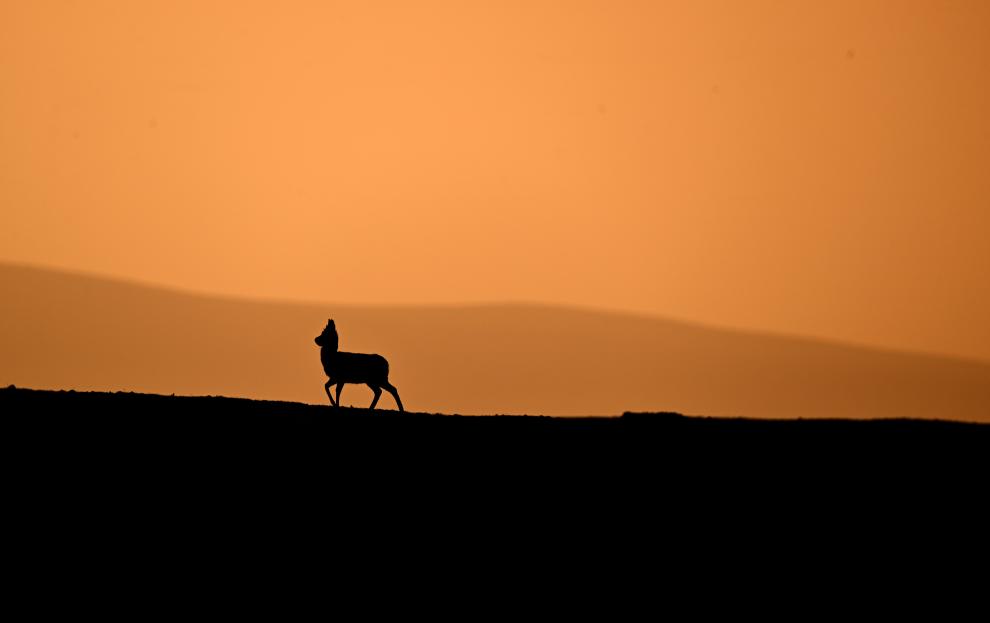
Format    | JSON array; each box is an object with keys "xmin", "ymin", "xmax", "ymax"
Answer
[{"xmin": 4, "ymin": 258, "xmax": 989, "ymax": 366}]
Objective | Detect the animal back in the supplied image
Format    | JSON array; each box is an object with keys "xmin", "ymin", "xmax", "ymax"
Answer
[{"xmin": 326, "ymin": 351, "xmax": 390, "ymax": 383}]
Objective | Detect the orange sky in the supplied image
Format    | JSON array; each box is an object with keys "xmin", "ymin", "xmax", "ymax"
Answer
[{"xmin": 2, "ymin": 1, "xmax": 989, "ymax": 361}]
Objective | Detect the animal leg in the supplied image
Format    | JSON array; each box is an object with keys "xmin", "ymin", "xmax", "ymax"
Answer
[
  {"xmin": 382, "ymin": 381, "xmax": 404, "ymax": 412},
  {"xmin": 368, "ymin": 384, "xmax": 382, "ymax": 410},
  {"xmin": 335, "ymin": 383, "xmax": 344, "ymax": 408},
  {"xmin": 324, "ymin": 379, "xmax": 337, "ymax": 406}
]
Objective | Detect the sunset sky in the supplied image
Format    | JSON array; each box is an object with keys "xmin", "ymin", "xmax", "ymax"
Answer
[{"xmin": 2, "ymin": 1, "xmax": 989, "ymax": 361}]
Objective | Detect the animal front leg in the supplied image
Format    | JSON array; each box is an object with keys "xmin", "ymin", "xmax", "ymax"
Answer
[
  {"xmin": 324, "ymin": 379, "xmax": 337, "ymax": 406},
  {"xmin": 335, "ymin": 383, "xmax": 344, "ymax": 408},
  {"xmin": 383, "ymin": 382, "xmax": 404, "ymax": 412}
]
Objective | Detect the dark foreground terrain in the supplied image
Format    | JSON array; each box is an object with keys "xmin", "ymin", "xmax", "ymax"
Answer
[
  {"xmin": 5, "ymin": 386, "xmax": 985, "ymax": 472},
  {"xmin": 4, "ymin": 386, "xmax": 986, "ymax": 565}
]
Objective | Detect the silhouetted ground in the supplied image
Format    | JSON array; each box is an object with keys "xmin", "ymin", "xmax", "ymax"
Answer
[
  {"xmin": 5, "ymin": 386, "xmax": 985, "ymax": 471},
  {"xmin": 4, "ymin": 385, "xmax": 985, "ymax": 567}
]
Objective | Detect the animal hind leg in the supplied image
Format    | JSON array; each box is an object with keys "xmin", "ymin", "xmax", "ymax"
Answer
[
  {"xmin": 368, "ymin": 384, "xmax": 382, "ymax": 410},
  {"xmin": 324, "ymin": 379, "xmax": 337, "ymax": 406},
  {"xmin": 382, "ymin": 381, "xmax": 404, "ymax": 412}
]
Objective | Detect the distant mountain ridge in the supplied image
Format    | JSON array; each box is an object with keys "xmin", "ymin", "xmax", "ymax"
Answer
[{"xmin": 1, "ymin": 263, "xmax": 988, "ymax": 420}]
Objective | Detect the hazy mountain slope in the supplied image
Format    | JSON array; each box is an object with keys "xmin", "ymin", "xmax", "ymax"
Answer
[{"xmin": 2, "ymin": 264, "xmax": 988, "ymax": 420}]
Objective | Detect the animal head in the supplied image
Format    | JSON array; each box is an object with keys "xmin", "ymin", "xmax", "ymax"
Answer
[{"xmin": 315, "ymin": 318, "xmax": 338, "ymax": 349}]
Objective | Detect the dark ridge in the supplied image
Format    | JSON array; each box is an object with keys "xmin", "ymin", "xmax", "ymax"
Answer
[
  {"xmin": 7, "ymin": 385, "xmax": 987, "ymax": 424},
  {"xmin": 5, "ymin": 386, "xmax": 986, "ymax": 537},
  {"xmin": 5, "ymin": 386, "xmax": 986, "ymax": 450},
  {"xmin": 621, "ymin": 409, "xmax": 986, "ymax": 431}
]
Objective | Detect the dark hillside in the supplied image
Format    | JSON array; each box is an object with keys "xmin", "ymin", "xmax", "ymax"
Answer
[
  {"xmin": 5, "ymin": 386, "xmax": 985, "ymax": 552},
  {"xmin": 5, "ymin": 386, "xmax": 985, "ymax": 476}
]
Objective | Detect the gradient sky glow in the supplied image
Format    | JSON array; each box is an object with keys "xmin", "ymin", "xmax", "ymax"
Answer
[{"xmin": 2, "ymin": 1, "xmax": 989, "ymax": 360}]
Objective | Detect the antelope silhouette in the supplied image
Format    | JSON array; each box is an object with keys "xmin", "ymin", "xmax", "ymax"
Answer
[{"xmin": 314, "ymin": 319, "xmax": 404, "ymax": 412}]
